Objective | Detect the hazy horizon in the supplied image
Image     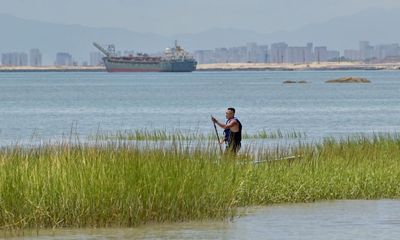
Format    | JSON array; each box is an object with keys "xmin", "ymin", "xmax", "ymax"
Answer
[
  {"xmin": 1, "ymin": 0, "xmax": 400, "ymax": 35},
  {"xmin": 2, "ymin": 0, "xmax": 400, "ymax": 64}
]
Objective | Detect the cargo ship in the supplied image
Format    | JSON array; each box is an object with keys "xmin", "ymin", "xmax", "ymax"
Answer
[{"xmin": 93, "ymin": 42, "xmax": 197, "ymax": 72}]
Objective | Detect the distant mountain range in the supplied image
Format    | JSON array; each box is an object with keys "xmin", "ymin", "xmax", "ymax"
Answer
[
  {"xmin": 0, "ymin": 14, "xmax": 169, "ymax": 64},
  {"xmin": 1, "ymin": 8, "xmax": 399, "ymax": 64}
]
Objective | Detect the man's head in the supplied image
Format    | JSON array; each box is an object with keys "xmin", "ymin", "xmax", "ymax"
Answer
[{"xmin": 225, "ymin": 107, "xmax": 236, "ymax": 119}]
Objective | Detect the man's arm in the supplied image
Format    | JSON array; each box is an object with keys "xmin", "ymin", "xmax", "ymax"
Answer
[{"xmin": 211, "ymin": 116, "xmax": 237, "ymax": 129}]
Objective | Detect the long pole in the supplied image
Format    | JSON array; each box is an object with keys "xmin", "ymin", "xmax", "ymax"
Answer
[{"xmin": 212, "ymin": 119, "xmax": 223, "ymax": 154}]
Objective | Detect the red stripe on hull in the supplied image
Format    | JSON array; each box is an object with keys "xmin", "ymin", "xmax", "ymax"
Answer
[{"xmin": 107, "ymin": 68, "xmax": 162, "ymax": 72}]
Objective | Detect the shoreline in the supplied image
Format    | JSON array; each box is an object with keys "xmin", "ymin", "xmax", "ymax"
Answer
[
  {"xmin": 0, "ymin": 66, "xmax": 106, "ymax": 72},
  {"xmin": 196, "ymin": 62, "xmax": 400, "ymax": 71},
  {"xmin": 0, "ymin": 62, "xmax": 400, "ymax": 72}
]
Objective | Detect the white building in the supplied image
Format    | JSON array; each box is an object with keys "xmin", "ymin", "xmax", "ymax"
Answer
[
  {"xmin": 374, "ymin": 44, "xmax": 400, "ymax": 60},
  {"xmin": 314, "ymin": 47, "xmax": 328, "ymax": 62},
  {"xmin": 359, "ymin": 41, "xmax": 374, "ymax": 60},
  {"xmin": 55, "ymin": 52, "xmax": 73, "ymax": 66},
  {"xmin": 344, "ymin": 49, "xmax": 361, "ymax": 61},
  {"xmin": 30, "ymin": 49, "xmax": 42, "ymax": 66},
  {"xmin": 1, "ymin": 52, "xmax": 28, "ymax": 66},
  {"xmin": 269, "ymin": 42, "xmax": 288, "ymax": 63}
]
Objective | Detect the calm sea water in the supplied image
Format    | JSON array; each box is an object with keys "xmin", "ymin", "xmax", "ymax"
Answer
[
  {"xmin": 0, "ymin": 70, "xmax": 400, "ymax": 145},
  {"xmin": 6, "ymin": 200, "xmax": 400, "ymax": 240}
]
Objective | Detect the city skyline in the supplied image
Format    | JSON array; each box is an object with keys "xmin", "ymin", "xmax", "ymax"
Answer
[{"xmin": 2, "ymin": 40, "xmax": 400, "ymax": 67}]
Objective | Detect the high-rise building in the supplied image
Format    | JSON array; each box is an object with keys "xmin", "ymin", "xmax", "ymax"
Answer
[
  {"xmin": 19, "ymin": 53, "xmax": 28, "ymax": 66},
  {"xmin": 193, "ymin": 50, "xmax": 215, "ymax": 64},
  {"xmin": 89, "ymin": 52, "xmax": 104, "ymax": 66},
  {"xmin": 1, "ymin": 52, "xmax": 28, "ymax": 66},
  {"xmin": 344, "ymin": 42, "xmax": 400, "ymax": 61},
  {"xmin": 1, "ymin": 53, "xmax": 14, "ymax": 66},
  {"xmin": 283, "ymin": 43, "xmax": 313, "ymax": 64},
  {"xmin": 30, "ymin": 49, "xmax": 42, "ymax": 66},
  {"xmin": 374, "ymin": 44, "xmax": 400, "ymax": 60},
  {"xmin": 286, "ymin": 46, "xmax": 313, "ymax": 63},
  {"xmin": 344, "ymin": 49, "xmax": 361, "ymax": 60},
  {"xmin": 314, "ymin": 47, "xmax": 328, "ymax": 63},
  {"xmin": 269, "ymin": 42, "xmax": 288, "ymax": 63},
  {"xmin": 194, "ymin": 44, "xmax": 268, "ymax": 64},
  {"xmin": 193, "ymin": 42, "xmax": 344, "ymax": 64},
  {"xmin": 55, "ymin": 52, "xmax": 72, "ymax": 66},
  {"xmin": 246, "ymin": 43, "xmax": 268, "ymax": 63},
  {"xmin": 326, "ymin": 50, "xmax": 340, "ymax": 61},
  {"xmin": 359, "ymin": 41, "xmax": 374, "ymax": 60}
]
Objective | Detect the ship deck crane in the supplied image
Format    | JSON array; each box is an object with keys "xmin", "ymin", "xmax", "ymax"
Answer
[{"xmin": 93, "ymin": 42, "xmax": 111, "ymax": 57}]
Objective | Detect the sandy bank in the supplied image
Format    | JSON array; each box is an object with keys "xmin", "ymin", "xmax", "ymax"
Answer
[{"xmin": 196, "ymin": 62, "xmax": 400, "ymax": 71}]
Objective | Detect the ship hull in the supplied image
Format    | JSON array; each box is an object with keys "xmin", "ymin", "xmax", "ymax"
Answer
[
  {"xmin": 104, "ymin": 58, "xmax": 196, "ymax": 72},
  {"xmin": 160, "ymin": 60, "xmax": 197, "ymax": 72}
]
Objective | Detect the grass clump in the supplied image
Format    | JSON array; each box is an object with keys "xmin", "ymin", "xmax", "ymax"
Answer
[
  {"xmin": 242, "ymin": 129, "xmax": 306, "ymax": 139},
  {"xmin": 0, "ymin": 133, "xmax": 400, "ymax": 231}
]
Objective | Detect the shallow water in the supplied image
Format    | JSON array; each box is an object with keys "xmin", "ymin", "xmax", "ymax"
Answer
[
  {"xmin": 6, "ymin": 200, "xmax": 400, "ymax": 240},
  {"xmin": 0, "ymin": 71, "xmax": 400, "ymax": 146}
]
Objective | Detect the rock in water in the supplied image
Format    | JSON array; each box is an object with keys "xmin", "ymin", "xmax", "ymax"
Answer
[
  {"xmin": 283, "ymin": 80, "xmax": 308, "ymax": 84},
  {"xmin": 283, "ymin": 80, "xmax": 297, "ymax": 84},
  {"xmin": 326, "ymin": 77, "xmax": 371, "ymax": 83}
]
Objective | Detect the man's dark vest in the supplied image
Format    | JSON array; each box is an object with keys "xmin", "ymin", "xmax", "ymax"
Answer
[{"xmin": 223, "ymin": 117, "xmax": 242, "ymax": 146}]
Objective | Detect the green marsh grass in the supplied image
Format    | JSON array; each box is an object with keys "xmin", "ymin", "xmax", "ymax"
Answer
[
  {"xmin": 1, "ymin": 133, "xmax": 400, "ymax": 231},
  {"xmin": 92, "ymin": 129, "xmax": 306, "ymax": 141},
  {"xmin": 242, "ymin": 129, "xmax": 306, "ymax": 139}
]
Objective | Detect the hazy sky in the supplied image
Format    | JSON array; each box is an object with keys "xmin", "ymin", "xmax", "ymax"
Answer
[{"xmin": 1, "ymin": 0, "xmax": 399, "ymax": 35}]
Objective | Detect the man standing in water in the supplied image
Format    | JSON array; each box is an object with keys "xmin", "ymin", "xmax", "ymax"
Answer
[{"xmin": 211, "ymin": 107, "xmax": 242, "ymax": 154}]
